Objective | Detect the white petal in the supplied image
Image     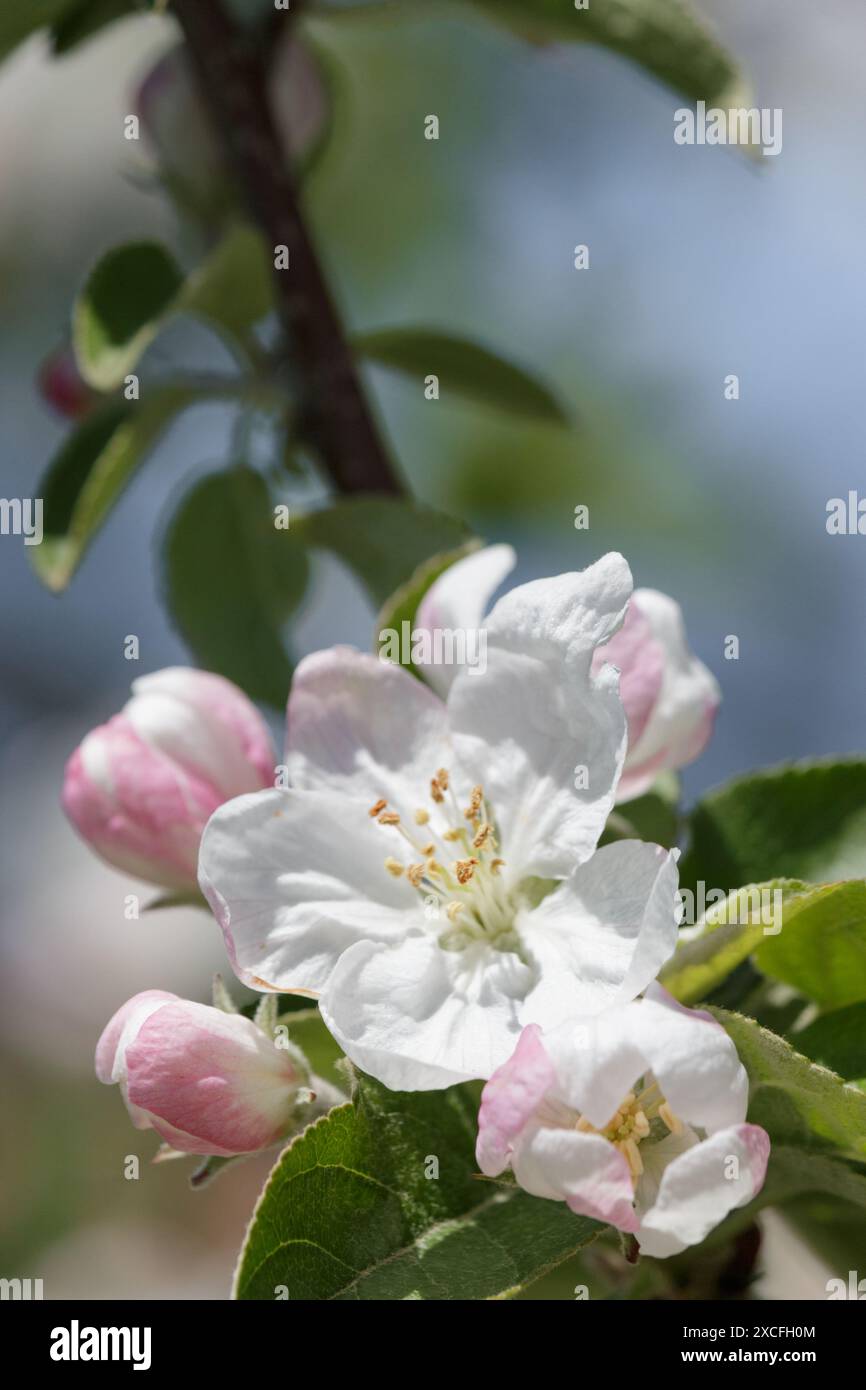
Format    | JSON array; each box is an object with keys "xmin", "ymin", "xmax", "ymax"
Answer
[
  {"xmin": 447, "ymin": 554, "xmax": 632, "ymax": 878},
  {"xmin": 542, "ymin": 1008, "xmax": 649, "ymax": 1131},
  {"xmin": 519, "ymin": 841, "xmax": 680, "ymax": 1026},
  {"xmin": 511, "ymin": 1124, "xmax": 639, "ymax": 1231},
  {"xmin": 284, "ymin": 646, "xmax": 449, "ymax": 813},
  {"xmin": 637, "ymin": 1124, "xmax": 770, "ymax": 1258},
  {"xmin": 628, "ymin": 988, "xmax": 749, "ymax": 1133},
  {"xmin": 320, "ymin": 935, "xmax": 535, "ymax": 1089},
  {"xmin": 198, "ymin": 788, "xmax": 420, "ymax": 994},
  {"xmin": 415, "ymin": 544, "xmax": 516, "ymax": 697}
]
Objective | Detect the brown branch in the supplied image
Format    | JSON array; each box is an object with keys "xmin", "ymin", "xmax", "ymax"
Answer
[{"xmin": 171, "ymin": 0, "xmax": 403, "ymax": 496}]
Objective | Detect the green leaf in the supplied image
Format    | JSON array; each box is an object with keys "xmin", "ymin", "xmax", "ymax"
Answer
[
  {"xmin": 295, "ymin": 497, "xmax": 471, "ymax": 609},
  {"xmin": 468, "ymin": 0, "xmax": 741, "ymax": 105},
  {"xmin": 705, "ymin": 1146, "xmax": 866, "ymax": 1249},
  {"xmin": 73, "ymin": 226, "xmax": 274, "ymax": 391},
  {"xmin": 0, "ymin": 1, "xmax": 75, "ymax": 63},
  {"xmin": 162, "ymin": 466, "xmax": 309, "ymax": 708},
  {"xmin": 177, "ymin": 223, "xmax": 274, "ymax": 343},
  {"xmin": 680, "ymin": 759, "xmax": 866, "ymax": 892},
  {"xmin": 32, "ymin": 387, "xmax": 198, "ymax": 591},
  {"xmin": 51, "ymin": 0, "xmax": 138, "ymax": 54},
  {"xmin": 354, "ymin": 328, "xmax": 568, "ymax": 424},
  {"xmin": 375, "ymin": 540, "xmax": 482, "ymax": 673},
  {"xmin": 234, "ymin": 1073, "xmax": 601, "ymax": 1300},
  {"xmin": 792, "ymin": 1003, "xmax": 866, "ymax": 1082},
  {"xmin": 754, "ymin": 880, "xmax": 866, "ymax": 1011},
  {"xmin": 660, "ymin": 878, "xmax": 810, "ymax": 1006},
  {"xmin": 601, "ymin": 773, "xmax": 680, "ymax": 850},
  {"xmin": 712, "ymin": 1007, "xmax": 866, "ymax": 1162},
  {"xmin": 74, "ymin": 243, "xmax": 185, "ymax": 391},
  {"xmin": 277, "ymin": 1008, "xmax": 345, "ymax": 1090}
]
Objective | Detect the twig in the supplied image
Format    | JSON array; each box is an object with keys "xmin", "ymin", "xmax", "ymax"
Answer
[{"xmin": 171, "ymin": 0, "xmax": 403, "ymax": 495}]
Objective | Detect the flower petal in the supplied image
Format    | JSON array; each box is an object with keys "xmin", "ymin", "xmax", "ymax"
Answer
[
  {"xmin": 320, "ymin": 935, "xmax": 535, "ymax": 1090},
  {"xmin": 198, "ymin": 787, "xmax": 420, "ymax": 995},
  {"xmin": 128, "ymin": 667, "xmax": 274, "ymax": 796},
  {"xmin": 126, "ymin": 1001, "xmax": 301, "ymax": 1156},
  {"xmin": 618, "ymin": 589, "xmax": 720, "ymax": 801},
  {"xmin": 520, "ymin": 841, "xmax": 680, "ymax": 1026},
  {"xmin": 637, "ymin": 1124, "xmax": 770, "ymax": 1258},
  {"xmin": 476, "ymin": 1023, "xmax": 555, "ymax": 1176},
  {"xmin": 628, "ymin": 990, "xmax": 749, "ymax": 1133},
  {"xmin": 447, "ymin": 553, "xmax": 632, "ymax": 878},
  {"xmin": 511, "ymin": 1125, "xmax": 639, "ymax": 1232},
  {"xmin": 591, "ymin": 596, "xmax": 665, "ymax": 748},
  {"xmin": 415, "ymin": 544, "xmax": 516, "ymax": 697},
  {"xmin": 284, "ymin": 646, "xmax": 449, "ymax": 812}
]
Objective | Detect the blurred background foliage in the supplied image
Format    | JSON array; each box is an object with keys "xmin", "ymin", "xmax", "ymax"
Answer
[{"xmin": 1, "ymin": 0, "xmax": 865, "ymax": 1297}]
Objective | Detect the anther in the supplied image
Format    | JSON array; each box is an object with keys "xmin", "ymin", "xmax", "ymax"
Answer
[
  {"xmin": 414, "ymin": 809, "xmax": 430, "ymax": 825},
  {"xmin": 406, "ymin": 863, "xmax": 426, "ymax": 888},
  {"xmin": 378, "ymin": 811, "xmax": 400, "ymax": 826},
  {"xmin": 454, "ymin": 857, "xmax": 479, "ymax": 884},
  {"xmin": 473, "ymin": 823, "xmax": 494, "ymax": 850},
  {"xmin": 446, "ymin": 901, "xmax": 464, "ymax": 922},
  {"xmin": 384, "ymin": 857, "xmax": 404, "ymax": 877},
  {"xmin": 464, "ymin": 786, "xmax": 483, "ymax": 820},
  {"xmin": 369, "ymin": 798, "xmax": 387, "ymax": 818},
  {"xmin": 659, "ymin": 1103, "xmax": 683, "ymax": 1135}
]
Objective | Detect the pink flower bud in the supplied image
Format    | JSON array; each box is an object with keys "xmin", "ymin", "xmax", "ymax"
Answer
[
  {"xmin": 593, "ymin": 590, "xmax": 721, "ymax": 802},
  {"xmin": 96, "ymin": 992, "xmax": 307, "ymax": 1156},
  {"xmin": 38, "ymin": 345, "xmax": 95, "ymax": 420},
  {"xmin": 62, "ymin": 668, "xmax": 274, "ymax": 891}
]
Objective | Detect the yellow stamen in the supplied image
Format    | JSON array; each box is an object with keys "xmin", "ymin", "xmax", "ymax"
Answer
[
  {"xmin": 454, "ymin": 857, "xmax": 479, "ymax": 885},
  {"xmin": 659, "ymin": 1102, "xmax": 683, "ymax": 1135},
  {"xmin": 473, "ymin": 822, "xmax": 494, "ymax": 850},
  {"xmin": 378, "ymin": 811, "xmax": 400, "ymax": 826},
  {"xmin": 464, "ymin": 786, "xmax": 483, "ymax": 820},
  {"xmin": 406, "ymin": 863, "xmax": 426, "ymax": 888},
  {"xmin": 414, "ymin": 808, "xmax": 430, "ymax": 825},
  {"xmin": 369, "ymin": 798, "xmax": 387, "ymax": 818},
  {"xmin": 446, "ymin": 901, "xmax": 464, "ymax": 922},
  {"xmin": 384, "ymin": 857, "xmax": 404, "ymax": 877},
  {"xmin": 490, "ymin": 858, "xmax": 505, "ymax": 875},
  {"xmin": 436, "ymin": 768, "xmax": 450, "ymax": 790}
]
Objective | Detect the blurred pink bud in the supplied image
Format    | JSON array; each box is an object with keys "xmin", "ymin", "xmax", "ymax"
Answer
[
  {"xmin": 38, "ymin": 345, "xmax": 95, "ymax": 420},
  {"xmin": 135, "ymin": 46, "xmax": 227, "ymax": 213},
  {"xmin": 96, "ymin": 991, "xmax": 308, "ymax": 1155},
  {"xmin": 594, "ymin": 589, "xmax": 721, "ymax": 802},
  {"xmin": 62, "ymin": 668, "xmax": 275, "ymax": 891}
]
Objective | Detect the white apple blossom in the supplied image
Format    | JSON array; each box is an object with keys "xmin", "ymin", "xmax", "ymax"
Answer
[
  {"xmin": 198, "ymin": 553, "xmax": 680, "ymax": 1091},
  {"xmin": 414, "ymin": 545, "xmax": 720, "ymax": 802},
  {"xmin": 476, "ymin": 985, "xmax": 769, "ymax": 1257}
]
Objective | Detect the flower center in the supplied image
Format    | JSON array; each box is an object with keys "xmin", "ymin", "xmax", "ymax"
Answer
[
  {"xmin": 575, "ymin": 1078, "xmax": 684, "ymax": 1183},
  {"xmin": 370, "ymin": 768, "xmax": 519, "ymax": 953}
]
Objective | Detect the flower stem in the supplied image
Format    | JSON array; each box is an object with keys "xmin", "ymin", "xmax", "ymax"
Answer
[{"xmin": 171, "ymin": 0, "xmax": 404, "ymax": 497}]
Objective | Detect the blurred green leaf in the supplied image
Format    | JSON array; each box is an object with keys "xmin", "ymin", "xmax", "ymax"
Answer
[
  {"xmin": 177, "ymin": 223, "xmax": 274, "ymax": 342},
  {"xmin": 0, "ymin": 1, "xmax": 74, "ymax": 63},
  {"xmin": 234, "ymin": 1071, "xmax": 600, "ymax": 1300},
  {"xmin": 74, "ymin": 243, "xmax": 184, "ymax": 391},
  {"xmin": 680, "ymin": 759, "xmax": 866, "ymax": 892},
  {"xmin": 162, "ymin": 466, "xmax": 309, "ymax": 708},
  {"xmin": 792, "ymin": 1004, "xmax": 866, "ymax": 1082},
  {"xmin": 32, "ymin": 387, "xmax": 198, "ymax": 591},
  {"xmin": 295, "ymin": 497, "xmax": 471, "ymax": 608},
  {"xmin": 468, "ymin": 0, "xmax": 741, "ymax": 105},
  {"xmin": 354, "ymin": 328, "xmax": 569, "ymax": 424},
  {"xmin": 712, "ymin": 1007, "xmax": 866, "ymax": 1162},
  {"xmin": 74, "ymin": 227, "xmax": 273, "ymax": 391},
  {"xmin": 51, "ymin": 0, "xmax": 139, "ymax": 54},
  {"xmin": 754, "ymin": 880, "xmax": 866, "ymax": 1011},
  {"xmin": 661, "ymin": 879, "xmax": 827, "ymax": 1006},
  {"xmin": 278, "ymin": 1007, "xmax": 345, "ymax": 1089}
]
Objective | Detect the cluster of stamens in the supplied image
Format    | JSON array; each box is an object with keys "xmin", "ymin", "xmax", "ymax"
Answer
[
  {"xmin": 575, "ymin": 1079, "xmax": 684, "ymax": 1183},
  {"xmin": 369, "ymin": 768, "xmax": 514, "ymax": 951}
]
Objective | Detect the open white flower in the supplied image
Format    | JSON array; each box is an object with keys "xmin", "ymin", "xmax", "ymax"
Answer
[
  {"xmin": 198, "ymin": 553, "xmax": 680, "ymax": 1091},
  {"xmin": 476, "ymin": 985, "xmax": 769, "ymax": 1257},
  {"xmin": 415, "ymin": 545, "xmax": 719, "ymax": 802}
]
